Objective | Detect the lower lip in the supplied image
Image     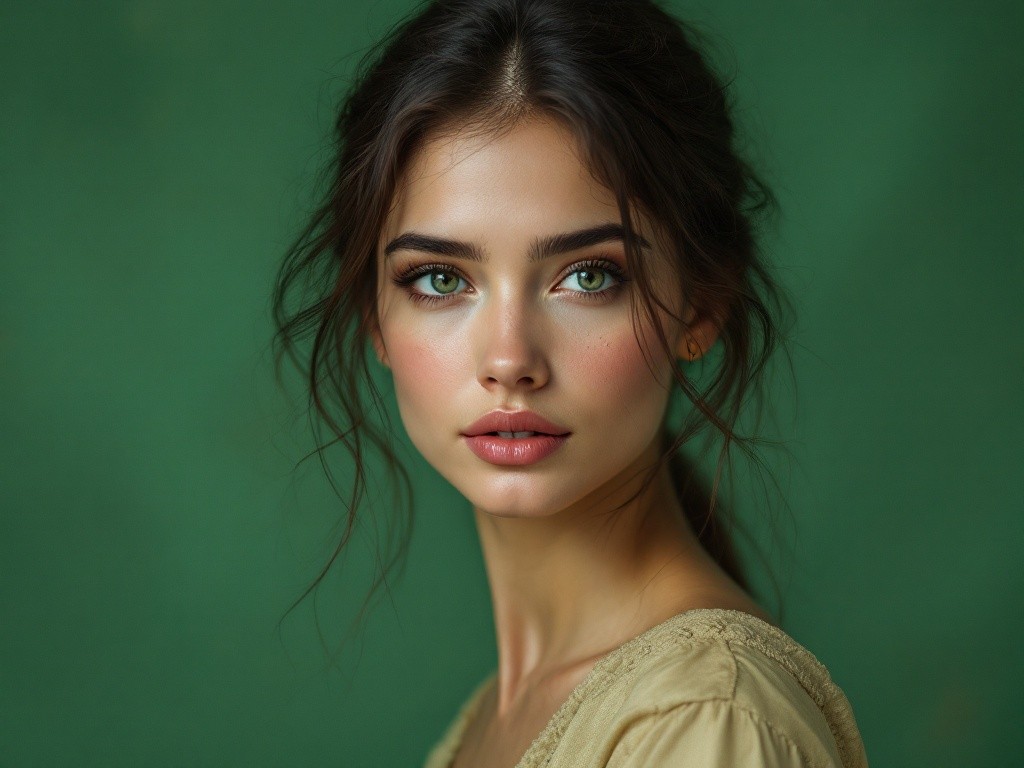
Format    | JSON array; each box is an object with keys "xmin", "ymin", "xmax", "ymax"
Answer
[{"xmin": 462, "ymin": 434, "xmax": 570, "ymax": 466}]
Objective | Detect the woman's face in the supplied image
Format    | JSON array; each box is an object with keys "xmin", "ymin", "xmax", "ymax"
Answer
[{"xmin": 374, "ymin": 115, "xmax": 692, "ymax": 519}]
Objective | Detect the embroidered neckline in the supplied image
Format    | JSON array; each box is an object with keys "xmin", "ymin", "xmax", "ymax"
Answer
[{"xmin": 436, "ymin": 607, "xmax": 863, "ymax": 768}]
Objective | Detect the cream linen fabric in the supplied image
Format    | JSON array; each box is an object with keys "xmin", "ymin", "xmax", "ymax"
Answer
[{"xmin": 422, "ymin": 608, "xmax": 868, "ymax": 768}]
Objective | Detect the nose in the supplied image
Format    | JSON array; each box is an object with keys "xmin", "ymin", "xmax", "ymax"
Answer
[{"xmin": 475, "ymin": 293, "xmax": 551, "ymax": 393}]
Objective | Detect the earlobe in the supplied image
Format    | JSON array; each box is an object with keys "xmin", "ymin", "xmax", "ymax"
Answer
[
  {"xmin": 676, "ymin": 306, "xmax": 723, "ymax": 362},
  {"xmin": 363, "ymin": 305, "xmax": 390, "ymax": 368},
  {"xmin": 680, "ymin": 334, "xmax": 701, "ymax": 361},
  {"xmin": 371, "ymin": 329, "xmax": 390, "ymax": 368}
]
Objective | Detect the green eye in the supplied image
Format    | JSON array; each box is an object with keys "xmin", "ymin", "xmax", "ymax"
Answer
[
  {"xmin": 429, "ymin": 272, "xmax": 461, "ymax": 294},
  {"xmin": 574, "ymin": 269, "xmax": 607, "ymax": 292},
  {"xmin": 558, "ymin": 259, "xmax": 627, "ymax": 296}
]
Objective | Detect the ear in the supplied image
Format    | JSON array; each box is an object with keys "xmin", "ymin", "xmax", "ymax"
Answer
[
  {"xmin": 675, "ymin": 303, "xmax": 724, "ymax": 362},
  {"xmin": 371, "ymin": 327, "xmax": 390, "ymax": 369},
  {"xmin": 363, "ymin": 304, "xmax": 390, "ymax": 369}
]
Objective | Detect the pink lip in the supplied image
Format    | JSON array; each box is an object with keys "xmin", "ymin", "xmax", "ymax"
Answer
[
  {"xmin": 460, "ymin": 409, "xmax": 571, "ymax": 467},
  {"xmin": 461, "ymin": 409, "xmax": 570, "ymax": 437},
  {"xmin": 462, "ymin": 434, "xmax": 570, "ymax": 466}
]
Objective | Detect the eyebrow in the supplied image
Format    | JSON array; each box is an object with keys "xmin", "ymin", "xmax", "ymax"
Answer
[{"xmin": 382, "ymin": 222, "xmax": 650, "ymax": 262}]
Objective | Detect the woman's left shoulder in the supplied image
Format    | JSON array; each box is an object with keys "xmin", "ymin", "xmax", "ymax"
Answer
[{"xmin": 609, "ymin": 609, "xmax": 869, "ymax": 768}]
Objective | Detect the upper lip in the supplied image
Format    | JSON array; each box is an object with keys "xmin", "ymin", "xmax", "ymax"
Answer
[{"xmin": 461, "ymin": 410, "xmax": 571, "ymax": 437}]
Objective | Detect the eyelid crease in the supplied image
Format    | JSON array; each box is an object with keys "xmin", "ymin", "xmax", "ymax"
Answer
[
  {"xmin": 392, "ymin": 261, "xmax": 467, "ymax": 282},
  {"xmin": 391, "ymin": 254, "xmax": 627, "ymax": 283}
]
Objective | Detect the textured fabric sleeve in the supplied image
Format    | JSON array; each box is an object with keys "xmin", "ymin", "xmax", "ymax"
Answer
[{"xmin": 605, "ymin": 699, "xmax": 831, "ymax": 768}]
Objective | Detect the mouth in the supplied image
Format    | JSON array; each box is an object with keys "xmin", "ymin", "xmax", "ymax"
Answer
[{"xmin": 459, "ymin": 405, "xmax": 571, "ymax": 466}]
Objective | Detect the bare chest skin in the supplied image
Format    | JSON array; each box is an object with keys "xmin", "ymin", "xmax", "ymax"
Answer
[{"xmin": 449, "ymin": 670, "xmax": 586, "ymax": 768}]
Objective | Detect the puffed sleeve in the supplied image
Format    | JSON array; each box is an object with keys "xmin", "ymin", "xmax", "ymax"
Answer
[{"xmin": 605, "ymin": 699, "xmax": 828, "ymax": 768}]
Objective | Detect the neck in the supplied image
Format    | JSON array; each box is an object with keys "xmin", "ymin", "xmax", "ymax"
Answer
[{"xmin": 472, "ymin": 434, "xmax": 740, "ymax": 715}]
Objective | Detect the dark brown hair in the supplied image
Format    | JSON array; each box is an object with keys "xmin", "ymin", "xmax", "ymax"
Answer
[{"xmin": 272, "ymin": 0, "xmax": 796, "ymax": 654}]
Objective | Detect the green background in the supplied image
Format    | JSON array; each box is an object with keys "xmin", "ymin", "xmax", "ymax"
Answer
[{"xmin": 2, "ymin": 1, "xmax": 1021, "ymax": 765}]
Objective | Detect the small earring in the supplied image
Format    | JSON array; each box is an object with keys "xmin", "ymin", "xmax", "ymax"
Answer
[{"xmin": 685, "ymin": 337, "xmax": 700, "ymax": 360}]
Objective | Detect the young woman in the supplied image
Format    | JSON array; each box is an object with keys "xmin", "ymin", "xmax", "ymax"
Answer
[{"xmin": 272, "ymin": 0, "xmax": 869, "ymax": 766}]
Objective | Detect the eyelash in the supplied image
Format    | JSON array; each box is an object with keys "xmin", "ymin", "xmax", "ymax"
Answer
[{"xmin": 391, "ymin": 257, "xmax": 630, "ymax": 307}]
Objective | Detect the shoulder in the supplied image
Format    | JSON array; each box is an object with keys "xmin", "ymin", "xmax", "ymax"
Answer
[{"xmin": 565, "ymin": 609, "xmax": 868, "ymax": 768}]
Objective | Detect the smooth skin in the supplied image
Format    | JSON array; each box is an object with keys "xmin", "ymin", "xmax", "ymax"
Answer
[{"xmin": 372, "ymin": 114, "xmax": 774, "ymax": 768}]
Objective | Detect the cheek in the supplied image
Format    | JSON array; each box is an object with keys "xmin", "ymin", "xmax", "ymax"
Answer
[
  {"xmin": 558, "ymin": 321, "xmax": 673, "ymax": 461},
  {"xmin": 567, "ymin": 321, "xmax": 672, "ymax": 408},
  {"xmin": 381, "ymin": 318, "xmax": 465, "ymax": 438}
]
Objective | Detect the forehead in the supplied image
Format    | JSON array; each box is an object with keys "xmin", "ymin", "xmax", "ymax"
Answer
[{"xmin": 381, "ymin": 116, "xmax": 622, "ymax": 247}]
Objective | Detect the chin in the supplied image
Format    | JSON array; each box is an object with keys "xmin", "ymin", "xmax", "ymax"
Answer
[
  {"xmin": 458, "ymin": 473, "xmax": 592, "ymax": 520},
  {"xmin": 462, "ymin": 485, "xmax": 554, "ymax": 518}
]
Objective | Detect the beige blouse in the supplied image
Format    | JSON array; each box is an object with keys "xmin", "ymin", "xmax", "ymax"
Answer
[{"xmin": 422, "ymin": 608, "xmax": 868, "ymax": 767}]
